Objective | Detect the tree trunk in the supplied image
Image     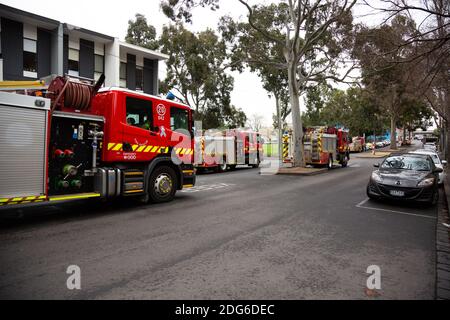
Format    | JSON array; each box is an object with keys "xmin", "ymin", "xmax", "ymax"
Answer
[
  {"xmin": 286, "ymin": 58, "xmax": 304, "ymax": 167},
  {"xmin": 275, "ymin": 94, "xmax": 283, "ymax": 163},
  {"xmin": 390, "ymin": 115, "xmax": 397, "ymax": 150},
  {"xmin": 446, "ymin": 122, "xmax": 450, "ymax": 162},
  {"xmin": 402, "ymin": 126, "xmax": 406, "ymax": 144}
]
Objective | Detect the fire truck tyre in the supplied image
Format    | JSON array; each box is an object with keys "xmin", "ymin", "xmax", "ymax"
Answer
[
  {"xmin": 219, "ymin": 159, "xmax": 228, "ymax": 172},
  {"xmin": 341, "ymin": 155, "xmax": 348, "ymax": 167},
  {"xmin": 148, "ymin": 166, "xmax": 177, "ymax": 203},
  {"xmin": 328, "ymin": 155, "xmax": 333, "ymax": 170}
]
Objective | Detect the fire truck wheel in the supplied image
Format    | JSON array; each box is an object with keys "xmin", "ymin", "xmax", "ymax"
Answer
[
  {"xmin": 327, "ymin": 155, "xmax": 333, "ymax": 170},
  {"xmin": 219, "ymin": 161, "xmax": 228, "ymax": 172},
  {"xmin": 341, "ymin": 155, "xmax": 349, "ymax": 167},
  {"xmin": 148, "ymin": 166, "xmax": 177, "ymax": 203}
]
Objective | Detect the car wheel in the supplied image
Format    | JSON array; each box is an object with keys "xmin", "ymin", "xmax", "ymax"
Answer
[
  {"xmin": 148, "ymin": 166, "xmax": 177, "ymax": 203},
  {"xmin": 429, "ymin": 190, "xmax": 439, "ymax": 206},
  {"xmin": 366, "ymin": 186, "xmax": 376, "ymax": 200}
]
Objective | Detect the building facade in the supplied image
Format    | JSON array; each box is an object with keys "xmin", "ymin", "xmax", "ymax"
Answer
[{"xmin": 0, "ymin": 4, "xmax": 168, "ymax": 95}]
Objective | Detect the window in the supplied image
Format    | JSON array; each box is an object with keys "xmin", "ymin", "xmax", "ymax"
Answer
[
  {"xmin": 120, "ymin": 62, "xmax": 127, "ymax": 88},
  {"xmin": 170, "ymin": 107, "xmax": 189, "ymax": 131},
  {"xmin": 381, "ymin": 156, "xmax": 431, "ymax": 171},
  {"xmin": 94, "ymin": 54, "xmax": 104, "ymax": 81},
  {"xmin": 126, "ymin": 97, "xmax": 152, "ymax": 130},
  {"xmin": 68, "ymin": 48, "xmax": 79, "ymax": 77},
  {"xmin": 136, "ymin": 66, "xmax": 143, "ymax": 91},
  {"xmin": 23, "ymin": 38, "xmax": 37, "ymax": 77}
]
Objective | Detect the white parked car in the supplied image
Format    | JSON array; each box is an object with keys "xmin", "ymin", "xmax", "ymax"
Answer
[
  {"xmin": 423, "ymin": 142, "xmax": 437, "ymax": 152},
  {"xmin": 409, "ymin": 149, "xmax": 446, "ymax": 184}
]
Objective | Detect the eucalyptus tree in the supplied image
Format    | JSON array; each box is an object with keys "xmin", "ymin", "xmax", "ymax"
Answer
[{"xmin": 162, "ymin": 0, "xmax": 357, "ymax": 167}]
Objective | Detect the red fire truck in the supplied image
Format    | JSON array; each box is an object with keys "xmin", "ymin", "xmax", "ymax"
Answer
[
  {"xmin": 0, "ymin": 76, "xmax": 195, "ymax": 208},
  {"xmin": 195, "ymin": 129, "xmax": 263, "ymax": 172},
  {"xmin": 303, "ymin": 126, "xmax": 350, "ymax": 169}
]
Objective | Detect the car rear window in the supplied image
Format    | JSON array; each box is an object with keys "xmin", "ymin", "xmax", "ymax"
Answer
[{"xmin": 381, "ymin": 156, "xmax": 431, "ymax": 171}]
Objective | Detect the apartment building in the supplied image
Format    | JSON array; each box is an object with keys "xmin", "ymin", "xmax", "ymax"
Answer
[{"xmin": 0, "ymin": 4, "xmax": 168, "ymax": 95}]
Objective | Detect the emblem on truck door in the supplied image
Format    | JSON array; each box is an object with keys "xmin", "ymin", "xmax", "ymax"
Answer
[{"xmin": 157, "ymin": 104, "xmax": 166, "ymax": 120}]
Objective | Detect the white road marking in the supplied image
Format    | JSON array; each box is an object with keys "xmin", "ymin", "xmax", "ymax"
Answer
[
  {"xmin": 348, "ymin": 163, "xmax": 361, "ymax": 168},
  {"xmin": 356, "ymin": 198, "xmax": 436, "ymax": 219},
  {"xmin": 181, "ymin": 183, "xmax": 236, "ymax": 193}
]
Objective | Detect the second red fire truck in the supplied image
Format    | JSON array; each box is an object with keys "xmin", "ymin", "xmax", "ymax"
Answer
[{"xmin": 194, "ymin": 129, "xmax": 263, "ymax": 172}]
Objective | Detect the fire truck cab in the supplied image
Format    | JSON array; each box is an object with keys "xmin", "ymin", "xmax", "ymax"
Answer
[{"xmin": 0, "ymin": 76, "xmax": 195, "ymax": 208}]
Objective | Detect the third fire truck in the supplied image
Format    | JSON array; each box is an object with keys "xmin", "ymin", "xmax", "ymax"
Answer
[{"xmin": 303, "ymin": 126, "xmax": 350, "ymax": 169}]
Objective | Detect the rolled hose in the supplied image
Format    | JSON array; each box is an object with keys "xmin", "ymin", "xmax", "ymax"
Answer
[{"xmin": 64, "ymin": 81, "xmax": 92, "ymax": 110}]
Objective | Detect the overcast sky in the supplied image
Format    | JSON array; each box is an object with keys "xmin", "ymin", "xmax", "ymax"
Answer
[{"xmin": 2, "ymin": 0, "xmax": 392, "ymax": 127}]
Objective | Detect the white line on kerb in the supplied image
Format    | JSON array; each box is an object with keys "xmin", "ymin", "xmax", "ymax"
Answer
[{"xmin": 356, "ymin": 198, "xmax": 436, "ymax": 219}]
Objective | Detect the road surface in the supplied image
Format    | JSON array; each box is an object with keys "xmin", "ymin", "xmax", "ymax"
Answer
[{"xmin": 0, "ymin": 148, "xmax": 436, "ymax": 299}]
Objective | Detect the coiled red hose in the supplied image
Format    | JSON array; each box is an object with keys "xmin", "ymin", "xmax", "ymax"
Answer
[{"xmin": 64, "ymin": 81, "xmax": 92, "ymax": 110}]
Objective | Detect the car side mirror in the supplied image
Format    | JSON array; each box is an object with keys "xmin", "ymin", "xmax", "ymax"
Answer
[
  {"xmin": 434, "ymin": 167, "xmax": 443, "ymax": 173},
  {"xmin": 373, "ymin": 163, "xmax": 379, "ymax": 168},
  {"xmin": 442, "ymin": 160, "xmax": 447, "ymax": 166}
]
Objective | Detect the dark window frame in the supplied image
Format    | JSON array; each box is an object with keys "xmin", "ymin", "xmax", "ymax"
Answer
[
  {"xmin": 125, "ymin": 96, "xmax": 153, "ymax": 130},
  {"xmin": 135, "ymin": 66, "xmax": 143, "ymax": 91},
  {"xmin": 23, "ymin": 37, "xmax": 37, "ymax": 74},
  {"xmin": 170, "ymin": 107, "xmax": 190, "ymax": 132}
]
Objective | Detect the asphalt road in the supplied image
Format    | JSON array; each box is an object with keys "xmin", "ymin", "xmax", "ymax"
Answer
[{"xmin": 0, "ymin": 147, "xmax": 437, "ymax": 299}]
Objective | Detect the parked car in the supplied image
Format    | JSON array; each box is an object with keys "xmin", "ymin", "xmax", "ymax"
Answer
[
  {"xmin": 367, "ymin": 153, "xmax": 442, "ymax": 206},
  {"xmin": 409, "ymin": 149, "xmax": 447, "ymax": 185},
  {"xmin": 423, "ymin": 142, "xmax": 437, "ymax": 152},
  {"xmin": 375, "ymin": 141, "xmax": 384, "ymax": 148}
]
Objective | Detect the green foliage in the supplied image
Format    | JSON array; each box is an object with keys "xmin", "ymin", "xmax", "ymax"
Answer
[
  {"xmin": 159, "ymin": 23, "xmax": 245, "ymax": 129},
  {"xmin": 161, "ymin": 0, "xmax": 219, "ymax": 23},
  {"xmin": 303, "ymin": 86, "xmax": 388, "ymax": 136},
  {"xmin": 125, "ymin": 14, "xmax": 159, "ymax": 50},
  {"xmin": 353, "ymin": 14, "xmax": 434, "ymax": 141}
]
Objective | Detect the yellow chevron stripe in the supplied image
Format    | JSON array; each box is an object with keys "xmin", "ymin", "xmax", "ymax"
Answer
[
  {"xmin": 176, "ymin": 148, "xmax": 182, "ymax": 154},
  {"xmin": 144, "ymin": 146, "xmax": 153, "ymax": 152},
  {"xmin": 108, "ymin": 143, "xmax": 116, "ymax": 150},
  {"xmin": 112, "ymin": 143, "xmax": 122, "ymax": 151},
  {"xmin": 151, "ymin": 146, "xmax": 159, "ymax": 153},
  {"xmin": 132, "ymin": 145, "xmax": 139, "ymax": 151},
  {"xmin": 137, "ymin": 145, "xmax": 146, "ymax": 152}
]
